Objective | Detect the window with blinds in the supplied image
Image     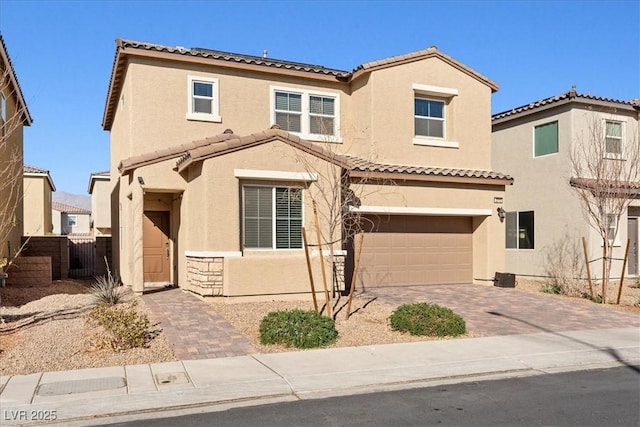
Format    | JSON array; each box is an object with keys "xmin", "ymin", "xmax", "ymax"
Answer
[
  {"xmin": 534, "ymin": 121, "xmax": 558, "ymax": 157},
  {"xmin": 243, "ymin": 186, "xmax": 303, "ymax": 249},
  {"xmin": 309, "ymin": 96, "xmax": 335, "ymax": 135},
  {"xmin": 275, "ymin": 91, "xmax": 302, "ymax": 132},
  {"xmin": 186, "ymin": 75, "xmax": 220, "ymax": 122},
  {"xmin": 192, "ymin": 81, "xmax": 213, "ymax": 114}
]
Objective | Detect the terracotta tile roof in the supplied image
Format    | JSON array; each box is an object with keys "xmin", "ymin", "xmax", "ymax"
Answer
[
  {"xmin": 347, "ymin": 156, "xmax": 513, "ymax": 185},
  {"xmin": 103, "ymin": 40, "xmax": 498, "ymax": 130},
  {"xmin": 23, "ymin": 164, "xmax": 49, "ymax": 174},
  {"xmin": 176, "ymin": 127, "xmax": 350, "ymax": 173},
  {"xmin": 118, "ymin": 131, "xmax": 238, "ymax": 174},
  {"xmin": 23, "ymin": 164, "xmax": 56, "ymax": 191},
  {"xmin": 570, "ymin": 177, "xmax": 640, "ymax": 197},
  {"xmin": 0, "ymin": 34, "xmax": 32, "ymax": 126},
  {"xmin": 52, "ymin": 202, "xmax": 91, "ymax": 214},
  {"xmin": 492, "ymin": 87, "xmax": 640, "ymax": 123}
]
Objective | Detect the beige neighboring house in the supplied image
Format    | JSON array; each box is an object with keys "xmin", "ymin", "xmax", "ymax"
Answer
[
  {"xmin": 102, "ymin": 39, "xmax": 513, "ymax": 298},
  {"xmin": 1, "ymin": 33, "xmax": 32, "ymax": 268},
  {"xmin": 23, "ymin": 165, "xmax": 55, "ymax": 235},
  {"xmin": 492, "ymin": 88, "xmax": 640, "ymax": 280},
  {"xmin": 88, "ymin": 170, "xmax": 111, "ymax": 235},
  {"xmin": 52, "ymin": 202, "xmax": 91, "ymax": 236}
]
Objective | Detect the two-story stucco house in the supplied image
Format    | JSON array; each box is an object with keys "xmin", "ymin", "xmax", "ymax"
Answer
[
  {"xmin": 23, "ymin": 165, "xmax": 55, "ymax": 236},
  {"xmin": 88, "ymin": 170, "xmax": 111, "ymax": 236},
  {"xmin": 52, "ymin": 202, "xmax": 91, "ymax": 236},
  {"xmin": 1, "ymin": 33, "xmax": 32, "ymax": 269},
  {"xmin": 102, "ymin": 39, "xmax": 512, "ymax": 298},
  {"xmin": 492, "ymin": 88, "xmax": 640, "ymax": 281}
]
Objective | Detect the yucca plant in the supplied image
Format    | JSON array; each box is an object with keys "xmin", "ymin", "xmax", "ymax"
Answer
[{"xmin": 90, "ymin": 257, "xmax": 126, "ymax": 306}]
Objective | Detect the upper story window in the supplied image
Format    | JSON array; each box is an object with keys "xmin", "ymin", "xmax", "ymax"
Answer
[
  {"xmin": 411, "ymin": 84, "xmax": 458, "ymax": 149},
  {"xmin": 534, "ymin": 121, "xmax": 558, "ymax": 157},
  {"xmin": 605, "ymin": 121, "xmax": 623, "ymax": 158},
  {"xmin": 68, "ymin": 215, "xmax": 77, "ymax": 227},
  {"xmin": 505, "ymin": 211, "xmax": 534, "ymax": 250},
  {"xmin": 186, "ymin": 76, "xmax": 221, "ymax": 123},
  {"xmin": 415, "ymin": 98, "xmax": 444, "ymax": 138},
  {"xmin": 271, "ymin": 86, "xmax": 340, "ymax": 142},
  {"xmin": 243, "ymin": 186, "xmax": 303, "ymax": 250}
]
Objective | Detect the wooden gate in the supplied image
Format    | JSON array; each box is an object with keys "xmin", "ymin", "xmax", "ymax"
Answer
[{"xmin": 68, "ymin": 236, "xmax": 95, "ymax": 278}]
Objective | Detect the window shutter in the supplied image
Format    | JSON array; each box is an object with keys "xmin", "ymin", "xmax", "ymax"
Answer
[
  {"xmin": 244, "ymin": 187, "xmax": 272, "ymax": 248},
  {"xmin": 505, "ymin": 211, "xmax": 517, "ymax": 249}
]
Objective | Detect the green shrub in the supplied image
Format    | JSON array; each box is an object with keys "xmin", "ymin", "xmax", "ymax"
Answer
[
  {"xmin": 540, "ymin": 281, "xmax": 562, "ymax": 294},
  {"xmin": 389, "ymin": 303, "xmax": 466, "ymax": 337},
  {"xmin": 259, "ymin": 309, "xmax": 338, "ymax": 349},
  {"xmin": 87, "ymin": 300, "xmax": 150, "ymax": 350},
  {"xmin": 90, "ymin": 273, "xmax": 126, "ymax": 306}
]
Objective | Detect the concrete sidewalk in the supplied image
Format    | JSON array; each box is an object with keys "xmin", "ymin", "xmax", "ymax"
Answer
[{"xmin": 1, "ymin": 327, "xmax": 639, "ymax": 426}]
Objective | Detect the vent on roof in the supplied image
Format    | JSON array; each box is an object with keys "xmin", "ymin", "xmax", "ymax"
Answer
[
  {"xmin": 263, "ymin": 49, "xmax": 268, "ymax": 59},
  {"xmin": 223, "ymin": 128, "xmax": 234, "ymax": 134}
]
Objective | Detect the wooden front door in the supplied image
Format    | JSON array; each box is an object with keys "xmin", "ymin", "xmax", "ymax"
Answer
[{"xmin": 143, "ymin": 211, "xmax": 171, "ymax": 283}]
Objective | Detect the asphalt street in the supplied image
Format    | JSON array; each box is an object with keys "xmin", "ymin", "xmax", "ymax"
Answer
[{"xmin": 110, "ymin": 365, "xmax": 640, "ymax": 427}]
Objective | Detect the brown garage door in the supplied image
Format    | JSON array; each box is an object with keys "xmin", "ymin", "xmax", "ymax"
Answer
[{"xmin": 358, "ymin": 215, "xmax": 473, "ymax": 287}]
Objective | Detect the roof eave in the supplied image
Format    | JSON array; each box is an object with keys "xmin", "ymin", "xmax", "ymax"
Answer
[
  {"xmin": 0, "ymin": 34, "xmax": 33, "ymax": 126},
  {"xmin": 349, "ymin": 170, "xmax": 513, "ymax": 186}
]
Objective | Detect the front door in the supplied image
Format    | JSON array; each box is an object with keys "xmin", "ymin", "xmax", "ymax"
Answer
[
  {"xmin": 143, "ymin": 211, "xmax": 171, "ymax": 283},
  {"xmin": 629, "ymin": 217, "xmax": 638, "ymax": 276}
]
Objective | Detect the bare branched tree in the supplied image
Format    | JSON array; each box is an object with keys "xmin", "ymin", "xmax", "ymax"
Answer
[
  {"xmin": 570, "ymin": 110, "xmax": 640, "ymax": 303},
  {"xmin": 1, "ymin": 60, "xmax": 27, "ymax": 271}
]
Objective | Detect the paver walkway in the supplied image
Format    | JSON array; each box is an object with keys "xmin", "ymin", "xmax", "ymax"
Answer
[
  {"xmin": 366, "ymin": 284, "xmax": 640, "ymax": 336},
  {"xmin": 142, "ymin": 288, "xmax": 254, "ymax": 360}
]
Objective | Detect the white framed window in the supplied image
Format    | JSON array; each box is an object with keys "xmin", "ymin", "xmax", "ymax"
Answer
[
  {"xmin": 186, "ymin": 75, "xmax": 221, "ymax": 122},
  {"xmin": 605, "ymin": 121, "xmax": 623, "ymax": 158},
  {"xmin": 412, "ymin": 84, "xmax": 458, "ymax": 148},
  {"xmin": 506, "ymin": 211, "xmax": 535, "ymax": 249},
  {"xmin": 243, "ymin": 186, "xmax": 303, "ymax": 250},
  {"xmin": 414, "ymin": 97, "xmax": 445, "ymax": 139},
  {"xmin": 270, "ymin": 86, "xmax": 341, "ymax": 142}
]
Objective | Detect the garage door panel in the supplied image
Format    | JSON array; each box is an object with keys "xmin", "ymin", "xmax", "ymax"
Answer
[{"xmin": 359, "ymin": 215, "xmax": 473, "ymax": 287}]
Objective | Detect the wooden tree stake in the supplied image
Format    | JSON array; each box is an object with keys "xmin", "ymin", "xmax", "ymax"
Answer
[
  {"xmin": 313, "ymin": 201, "xmax": 331, "ymax": 317},
  {"xmin": 301, "ymin": 227, "xmax": 318, "ymax": 312},
  {"xmin": 582, "ymin": 237, "xmax": 594, "ymax": 299},
  {"xmin": 616, "ymin": 238, "xmax": 631, "ymax": 305},
  {"xmin": 601, "ymin": 240, "xmax": 607, "ymax": 303}
]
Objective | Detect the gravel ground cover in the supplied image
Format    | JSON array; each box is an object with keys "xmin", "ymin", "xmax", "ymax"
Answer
[
  {"xmin": 1, "ymin": 276, "xmax": 638, "ymax": 376},
  {"xmin": 0, "ymin": 280, "xmax": 176, "ymax": 376}
]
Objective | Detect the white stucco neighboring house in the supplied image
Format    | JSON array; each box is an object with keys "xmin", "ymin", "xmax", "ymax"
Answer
[{"xmin": 52, "ymin": 201, "xmax": 91, "ymax": 236}]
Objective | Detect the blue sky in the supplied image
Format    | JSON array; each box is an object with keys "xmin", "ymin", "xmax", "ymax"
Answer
[{"xmin": 1, "ymin": 0, "xmax": 638, "ymax": 195}]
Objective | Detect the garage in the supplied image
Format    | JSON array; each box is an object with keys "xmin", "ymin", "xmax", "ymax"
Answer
[{"xmin": 357, "ymin": 215, "xmax": 473, "ymax": 287}]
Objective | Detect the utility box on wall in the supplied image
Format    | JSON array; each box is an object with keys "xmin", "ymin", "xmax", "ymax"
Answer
[{"xmin": 494, "ymin": 272, "xmax": 516, "ymax": 288}]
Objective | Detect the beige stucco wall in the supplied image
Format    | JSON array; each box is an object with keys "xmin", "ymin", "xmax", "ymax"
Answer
[
  {"xmin": 23, "ymin": 176, "xmax": 52, "ymax": 235},
  {"xmin": 91, "ymin": 178, "xmax": 111, "ymax": 234},
  {"xmin": 493, "ymin": 105, "xmax": 640, "ymax": 279},
  {"xmin": 0, "ymin": 86, "xmax": 24, "ymax": 262},
  {"xmin": 350, "ymin": 58, "xmax": 493, "ymax": 170}
]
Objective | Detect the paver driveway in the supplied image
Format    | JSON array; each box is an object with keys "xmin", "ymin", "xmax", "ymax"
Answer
[
  {"xmin": 365, "ymin": 284, "xmax": 640, "ymax": 336},
  {"xmin": 143, "ymin": 284, "xmax": 639, "ymax": 361}
]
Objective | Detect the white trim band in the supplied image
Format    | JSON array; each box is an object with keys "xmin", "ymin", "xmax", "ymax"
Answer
[
  {"xmin": 185, "ymin": 251, "xmax": 242, "ymax": 258},
  {"xmin": 412, "ymin": 83, "xmax": 459, "ymax": 97},
  {"xmin": 234, "ymin": 169, "xmax": 318, "ymax": 182},
  {"xmin": 349, "ymin": 206, "xmax": 492, "ymax": 216},
  {"xmin": 412, "ymin": 137, "xmax": 460, "ymax": 148}
]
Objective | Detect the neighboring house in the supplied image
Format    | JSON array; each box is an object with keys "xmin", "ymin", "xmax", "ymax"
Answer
[
  {"xmin": 52, "ymin": 202, "xmax": 91, "ymax": 235},
  {"xmin": 102, "ymin": 39, "xmax": 512, "ymax": 297},
  {"xmin": 88, "ymin": 170, "xmax": 111, "ymax": 235},
  {"xmin": 492, "ymin": 88, "xmax": 640, "ymax": 280},
  {"xmin": 0, "ymin": 33, "xmax": 32, "ymax": 267},
  {"xmin": 23, "ymin": 165, "xmax": 55, "ymax": 235}
]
